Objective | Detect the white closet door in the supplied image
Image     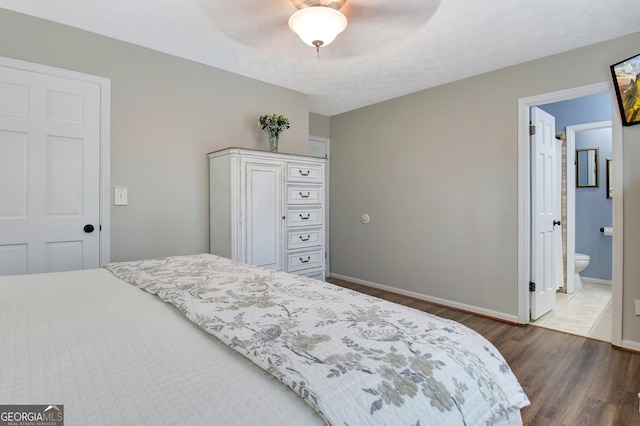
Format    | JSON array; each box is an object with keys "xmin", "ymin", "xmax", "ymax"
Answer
[{"xmin": 0, "ymin": 65, "xmax": 101, "ymax": 275}]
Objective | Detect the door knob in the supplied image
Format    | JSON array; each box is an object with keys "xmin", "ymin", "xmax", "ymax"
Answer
[
  {"xmin": 84, "ymin": 224, "xmax": 95, "ymax": 233},
  {"xmin": 553, "ymin": 220, "xmax": 561, "ymax": 227}
]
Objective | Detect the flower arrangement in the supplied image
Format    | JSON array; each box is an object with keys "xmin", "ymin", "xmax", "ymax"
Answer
[{"xmin": 258, "ymin": 113, "xmax": 290, "ymax": 152}]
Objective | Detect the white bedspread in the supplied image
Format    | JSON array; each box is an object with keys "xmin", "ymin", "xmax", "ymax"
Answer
[
  {"xmin": 106, "ymin": 254, "xmax": 530, "ymax": 425},
  {"xmin": 0, "ymin": 268, "xmax": 324, "ymax": 425}
]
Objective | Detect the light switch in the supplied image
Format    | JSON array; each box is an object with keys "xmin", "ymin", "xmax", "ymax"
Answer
[{"xmin": 114, "ymin": 187, "xmax": 128, "ymax": 206}]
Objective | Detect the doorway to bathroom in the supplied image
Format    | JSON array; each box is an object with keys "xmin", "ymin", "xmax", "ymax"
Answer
[
  {"xmin": 531, "ymin": 99, "xmax": 613, "ymax": 340},
  {"xmin": 517, "ymin": 82, "xmax": 623, "ymax": 346}
]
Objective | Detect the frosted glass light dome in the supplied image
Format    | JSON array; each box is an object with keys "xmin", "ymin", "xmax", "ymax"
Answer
[{"xmin": 288, "ymin": 6, "xmax": 347, "ymax": 48}]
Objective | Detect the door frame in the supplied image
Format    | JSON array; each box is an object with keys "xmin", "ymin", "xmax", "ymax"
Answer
[
  {"xmin": 517, "ymin": 81, "xmax": 623, "ymax": 347},
  {"xmin": 1, "ymin": 56, "xmax": 111, "ymax": 266}
]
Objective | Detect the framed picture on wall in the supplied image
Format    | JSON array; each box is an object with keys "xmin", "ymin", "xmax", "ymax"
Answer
[{"xmin": 610, "ymin": 52, "xmax": 640, "ymax": 126}]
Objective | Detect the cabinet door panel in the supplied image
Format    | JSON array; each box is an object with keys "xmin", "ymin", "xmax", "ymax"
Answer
[{"xmin": 243, "ymin": 160, "xmax": 283, "ymax": 270}]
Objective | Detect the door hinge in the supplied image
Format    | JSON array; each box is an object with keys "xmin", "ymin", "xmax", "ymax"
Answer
[
  {"xmin": 529, "ymin": 281, "xmax": 536, "ymax": 292},
  {"xmin": 529, "ymin": 124, "xmax": 536, "ymax": 136}
]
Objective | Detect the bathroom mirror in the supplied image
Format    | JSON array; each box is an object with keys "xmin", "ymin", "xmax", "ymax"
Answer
[
  {"xmin": 606, "ymin": 158, "xmax": 613, "ymax": 198},
  {"xmin": 576, "ymin": 147, "xmax": 599, "ymax": 188}
]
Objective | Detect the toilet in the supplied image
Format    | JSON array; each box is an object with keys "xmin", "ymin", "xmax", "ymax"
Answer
[{"xmin": 574, "ymin": 253, "xmax": 590, "ymax": 289}]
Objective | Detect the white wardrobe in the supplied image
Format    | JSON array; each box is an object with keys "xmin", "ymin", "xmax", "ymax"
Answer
[{"xmin": 209, "ymin": 148, "xmax": 326, "ymax": 280}]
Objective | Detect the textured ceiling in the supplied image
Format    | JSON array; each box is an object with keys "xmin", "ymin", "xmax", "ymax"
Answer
[{"xmin": 2, "ymin": 0, "xmax": 640, "ymax": 116}]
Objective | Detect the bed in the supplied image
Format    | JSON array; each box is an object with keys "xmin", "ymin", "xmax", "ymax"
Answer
[{"xmin": 0, "ymin": 254, "xmax": 529, "ymax": 425}]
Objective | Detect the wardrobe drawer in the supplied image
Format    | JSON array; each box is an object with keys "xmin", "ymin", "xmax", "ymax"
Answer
[
  {"xmin": 287, "ymin": 227, "xmax": 323, "ymax": 250},
  {"xmin": 296, "ymin": 269, "xmax": 325, "ymax": 281},
  {"xmin": 287, "ymin": 185, "xmax": 323, "ymax": 205},
  {"xmin": 287, "ymin": 162, "xmax": 323, "ymax": 183},
  {"xmin": 286, "ymin": 207, "xmax": 323, "ymax": 227},
  {"xmin": 287, "ymin": 248, "xmax": 324, "ymax": 272}
]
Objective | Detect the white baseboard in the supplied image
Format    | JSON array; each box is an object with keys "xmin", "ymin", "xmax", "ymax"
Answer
[
  {"xmin": 329, "ymin": 273, "xmax": 520, "ymax": 324},
  {"xmin": 621, "ymin": 339, "xmax": 640, "ymax": 353},
  {"xmin": 581, "ymin": 277, "xmax": 612, "ymax": 286}
]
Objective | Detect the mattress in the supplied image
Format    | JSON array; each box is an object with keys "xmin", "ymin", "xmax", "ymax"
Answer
[{"xmin": 0, "ymin": 268, "xmax": 324, "ymax": 425}]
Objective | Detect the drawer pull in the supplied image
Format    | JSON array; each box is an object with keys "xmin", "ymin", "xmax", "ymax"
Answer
[
  {"xmin": 299, "ymin": 170, "xmax": 310, "ymax": 176},
  {"xmin": 299, "ymin": 191, "xmax": 310, "ymax": 198},
  {"xmin": 299, "ymin": 256, "xmax": 311, "ymax": 263},
  {"xmin": 299, "ymin": 235, "xmax": 311, "ymax": 241},
  {"xmin": 299, "ymin": 213, "xmax": 311, "ymax": 220}
]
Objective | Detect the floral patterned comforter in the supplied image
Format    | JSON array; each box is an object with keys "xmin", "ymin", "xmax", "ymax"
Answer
[{"xmin": 105, "ymin": 254, "xmax": 529, "ymax": 425}]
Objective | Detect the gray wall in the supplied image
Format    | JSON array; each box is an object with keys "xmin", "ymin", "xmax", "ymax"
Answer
[
  {"xmin": 309, "ymin": 112, "xmax": 330, "ymax": 138},
  {"xmin": 330, "ymin": 32, "xmax": 640, "ymax": 343},
  {"xmin": 0, "ymin": 9, "xmax": 310, "ymax": 262}
]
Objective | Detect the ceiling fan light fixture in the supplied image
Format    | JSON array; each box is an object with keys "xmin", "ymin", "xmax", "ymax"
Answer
[{"xmin": 288, "ymin": 6, "xmax": 347, "ymax": 50}]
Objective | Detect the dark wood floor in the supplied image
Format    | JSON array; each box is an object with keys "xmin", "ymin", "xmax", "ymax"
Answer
[{"xmin": 327, "ymin": 277, "xmax": 640, "ymax": 425}]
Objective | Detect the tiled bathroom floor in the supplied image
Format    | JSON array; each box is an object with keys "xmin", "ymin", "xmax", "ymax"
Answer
[{"xmin": 530, "ymin": 282, "xmax": 612, "ymax": 341}]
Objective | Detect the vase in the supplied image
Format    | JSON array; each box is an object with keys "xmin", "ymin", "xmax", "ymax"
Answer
[{"xmin": 268, "ymin": 133, "xmax": 279, "ymax": 153}]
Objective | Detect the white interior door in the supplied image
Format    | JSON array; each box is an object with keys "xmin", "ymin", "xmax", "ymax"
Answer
[
  {"xmin": 0, "ymin": 65, "xmax": 101, "ymax": 275},
  {"xmin": 308, "ymin": 136, "xmax": 330, "ymax": 276},
  {"xmin": 530, "ymin": 107, "xmax": 560, "ymax": 320}
]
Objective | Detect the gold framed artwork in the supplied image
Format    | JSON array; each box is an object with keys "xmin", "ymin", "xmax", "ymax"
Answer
[{"xmin": 610, "ymin": 53, "xmax": 640, "ymax": 126}]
